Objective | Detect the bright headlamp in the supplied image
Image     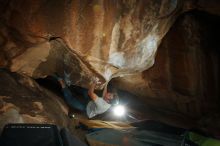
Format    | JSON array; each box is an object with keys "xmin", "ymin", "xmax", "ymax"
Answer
[{"xmin": 113, "ymin": 105, "xmax": 126, "ymax": 117}]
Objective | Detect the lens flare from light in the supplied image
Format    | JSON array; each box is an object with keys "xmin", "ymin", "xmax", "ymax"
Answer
[{"xmin": 113, "ymin": 105, "xmax": 125, "ymax": 116}]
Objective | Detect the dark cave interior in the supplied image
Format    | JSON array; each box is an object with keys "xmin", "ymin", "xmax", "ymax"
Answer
[{"xmin": 0, "ymin": 0, "xmax": 220, "ymax": 146}]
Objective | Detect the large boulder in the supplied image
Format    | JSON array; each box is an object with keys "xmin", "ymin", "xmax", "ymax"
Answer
[
  {"xmin": 112, "ymin": 11, "xmax": 220, "ymax": 135},
  {"xmin": 0, "ymin": 0, "xmax": 210, "ymax": 87},
  {"xmin": 0, "ymin": 0, "xmax": 220, "ymax": 136},
  {"xmin": 0, "ymin": 69, "xmax": 69, "ymax": 131}
]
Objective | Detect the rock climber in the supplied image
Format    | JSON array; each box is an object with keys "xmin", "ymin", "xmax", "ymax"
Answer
[{"xmin": 55, "ymin": 74, "xmax": 116, "ymax": 119}]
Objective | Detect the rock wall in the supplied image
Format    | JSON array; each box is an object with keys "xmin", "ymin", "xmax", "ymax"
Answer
[
  {"xmin": 112, "ymin": 11, "xmax": 220, "ymax": 134},
  {"xmin": 0, "ymin": 69, "xmax": 69, "ymax": 131},
  {"xmin": 0, "ymin": 0, "xmax": 207, "ymax": 88},
  {"xmin": 0, "ymin": 0, "xmax": 219, "ymax": 88},
  {"xmin": 0, "ymin": 0, "xmax": 220, "ymax": 134}
]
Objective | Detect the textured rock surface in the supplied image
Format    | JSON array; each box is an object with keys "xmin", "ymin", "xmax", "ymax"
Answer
[
  {"xmin": 0, "ymin": 69, "xmax": 69, "ymax": 131},
  {"xmin": 0, "ymin": 0, "xmax": 219, "ymax": 87},
  {"xmin": 0, "ymin": 0, "xmax": 199, "ymax": 87},
  {"xmin": 0, "ymin": 0, "xmax": 220, "ymax": 135},
  {"xmin": 112, "ymin": 11, "xmax": 220, "ymax": 135}
]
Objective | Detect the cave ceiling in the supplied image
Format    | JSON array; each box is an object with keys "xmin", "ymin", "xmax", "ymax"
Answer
[{"xmin": 0, "ymin": 0, "xmax": 219, "ymax": 88}]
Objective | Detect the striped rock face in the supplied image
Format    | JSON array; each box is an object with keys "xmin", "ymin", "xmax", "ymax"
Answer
[
  {"xmin": 0, "ymin": 0, "xmax": 220, "ymax": 136},
  {"xmin": 0, "ymin": 0, "xmax": 219, "ymax": 88},
  {"xmin": 0, "ymin": 0, "xmax": 188, "ymax": 87}
]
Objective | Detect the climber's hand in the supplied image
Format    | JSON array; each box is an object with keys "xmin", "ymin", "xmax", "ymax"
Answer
[{"xmin": 91, "ymin": 77, "xmax": 101, "ymax": 85}]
